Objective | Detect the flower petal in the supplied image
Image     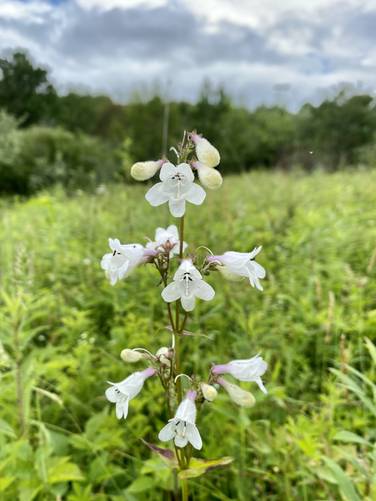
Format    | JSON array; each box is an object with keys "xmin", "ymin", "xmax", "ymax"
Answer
[
  {"xmin": 168, "ymin": 198, "xmax": 186, "ymax": 218},
  {"xmin": 186, "ymin": 424, "xmax": 202, "ymax": 450},
  {"xmin": 105, "ymin": 385, "xmax": 118, "ymax": 403},
  {"xmin": 158, "ymin": 421, "xmax": 176, "ymax": 442},
  {"xmin": 145, "ymin": 183, "xmax": 169, "ymax": 206},
  {"xmin": 159, "ymin": 162, "xmax": 177, "ymax": 181},
  {"xmin": 195, "ymin": 281, "xmax": 215, "ymax": 301},
  {"xmin": 255, "ymin": 376, "xmax": 268, "ymax": 394},
  {"xmin": 181, "ymin": 295, "xmax": 196, "ymax": 311},
  {"xmin": 185, "ymin": 183, "xmax": 206, "ymax": 205},
  {"xmin": 116, "ymin": 399, "xmax": 129, "ymax": 419},
  {"xmin": 174, "ymin": 434, "xmax": 189, "ymax": 448},
  {"xmin": 161, "ymin": 282, "xmax": 181, "ymax": 302},
  {"xmin": 177, "ymin": 163, "xmax": 194, "ymax": 182}
]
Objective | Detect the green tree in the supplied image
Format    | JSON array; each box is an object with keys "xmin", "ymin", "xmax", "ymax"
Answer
[{"xmin": 0, "ymin": 51, "xmax": 58, "ymax": 126}]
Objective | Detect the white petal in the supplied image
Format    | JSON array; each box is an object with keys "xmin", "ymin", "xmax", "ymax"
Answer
[
  {"xmin": 195, "ymin": 281, "xmax": 215, "ymax": 301},
  {"xmin": 186, "ymin": 424, "xmax": 202, "ymax": 450},
  {"xmin": 185, "ymin": 184, "xmax": 206, "ymax": 205},
  {"xmin": 116, "ymin": 400, "xmax": 129, "ymax": 419},
  {"xmin": 255, "ymin": 376, "xmax": 267, "ymax": 394},
  {"xmin": 161, "ymin": 282, "xmax": 181, "ymax": 302},
  {"xmin": 167, "ymin": 225, "xmax": 179, "ymax": 239},
  {"xmin": 101, "ymin": 253, "xmax": 112, "ymax": 271},
  {"xmin": 145, "ymin": 183, "xmax": 169, "ymax": 206},
  {"xmin": 177, "ymin": 163, "xmax": 194, "ymax": 182},
  {"xmin": 109, "ymin": 238, "xmax": 121, "ymax": 251},
  {"xmin": 174, "ymin": 434, "xmax": 189, "ymax": 448},
  {"xmin": 105, "ymin": 385, "xmax": 118, "ymax": 403},
  {"xmin": 249, "ymin": 246, "xmax": 262, "ymax": 259},
  {"xmin": 168, "ymin": 198, "xmax": 186, "ymax": 218},
  {"xmin": 160, "ymin": 162, "xmax": 177, "ymax": 181},
  {"xmin": 251, "ymin": 261, "xmax": 266, "ymax": 279},
  {"xmin": 181, "ymin": 295, "xmax": 196, "ymax": 311},
  {"xmin": 158, "ymin": 421, "xmax": 176, "ymax": 442}
]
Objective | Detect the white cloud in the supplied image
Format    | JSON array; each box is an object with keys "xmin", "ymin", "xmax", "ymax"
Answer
[
  {"xmin": 75, "ymin": 0, "xmax": 168, "ymax": 11},
  {"xmin": 0, "ymin": 0, "xmax": 375, "ymax": 108}
]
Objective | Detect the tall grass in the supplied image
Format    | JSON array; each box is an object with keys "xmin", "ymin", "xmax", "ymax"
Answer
[{"xmin": 0, "ymin": 169, "xmax": 375, "ymax": 500}]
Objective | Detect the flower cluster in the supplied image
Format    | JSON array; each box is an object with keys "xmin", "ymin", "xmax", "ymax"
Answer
[{"xmin": 101, "ymin": 132, "xmax": 269, "ymax": 466}]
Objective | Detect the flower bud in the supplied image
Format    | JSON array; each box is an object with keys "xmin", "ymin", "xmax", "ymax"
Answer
[
  {"xmin": 156, "ymin": 346, "xmax": 172, "ymax": 365},
  {"xmin": 120, "ymin": 349, "xmax": 145, "ymax": 363},
  {"xmin": 218, "ymin": 378, "xmax": 255, "ymax": 407},
  {"xmin": 130, "ymin": 160, "xmax": 163, "ymax": 181},
  {"xmin": 194, "ymin": 162, "xmax": 223, "ymax": 190},
  {"xmin": 191, "ymin": 134, "xmax": 220, "ymax": 168},
  {"xmin": 200, "ymin": 383, "xmax": 218, "ymax": 401}
]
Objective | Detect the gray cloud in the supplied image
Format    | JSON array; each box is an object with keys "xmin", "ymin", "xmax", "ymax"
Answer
[{"xmin": 0, "ymin": 0, "xmax": 375, "ymax": 109}]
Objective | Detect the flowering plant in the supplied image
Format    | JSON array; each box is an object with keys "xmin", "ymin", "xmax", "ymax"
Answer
[{"xmin": 101, "ymin": 131, "xmax": 267, "ymax": 500}]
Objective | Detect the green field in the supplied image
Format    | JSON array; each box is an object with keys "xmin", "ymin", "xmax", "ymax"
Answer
[{"xmin": 1, "ymin": 169, "xmax": 375, "ymax": 500}]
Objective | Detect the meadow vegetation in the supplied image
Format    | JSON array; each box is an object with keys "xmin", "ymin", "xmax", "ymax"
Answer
[{"xmin": 0, "ymin": 169, "xmax": 375, "ymax": 500}]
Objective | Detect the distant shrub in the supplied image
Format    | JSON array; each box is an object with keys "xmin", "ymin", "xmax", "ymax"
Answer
[{"xmin": 0, "ymin": 112, "xmax": 125, "ymax": 194}]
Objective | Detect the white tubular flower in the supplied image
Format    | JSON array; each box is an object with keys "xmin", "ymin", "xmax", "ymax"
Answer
[
  {"xmin": 145, "ymin": 162, "xmax": 206, "ymax": 218},
  {"xmin": 207, "ymin": 246, "xmax": 266, "ymax": 291},
  {"xmin": 100, "ymin": 239, "xmax": 145, "ymax": 285},
  {"xmin": 105, "ymin": 368, "xmax": 156, "ymax": 420},
  {"xmin": 161, "ymin": 259, "xmax": 215, "ymax": 312},
  {"xmin": 131, "ymin": 160, "xmax": 164, "ymax": 181},
  {"xmin": 193, "ymin": 161, "xmax": 223, "ymax": 190},
  {"xmin": 191, "ymin": 134, "xmax": 220, "ymax": 168},
  {"xmin": 212, "ymin": 354, "xmax": 268, "ymax": 394},
  {"xmin": 218, "ymin": 377, "xmax": 255, "ymax": 407},
  {"xmin": 146, "ymin": 225, "xmax": 187, "ymax": 257},
  {"xmin": 200, "ymin": 383, "xmax": 218, "ymax": 402},
  {"xmin": 120, "ymin": 349, "xmax": 147, "ymax": 363},
  {"xmin": 158, "ymin": 391, "xmax": 202, "ymax": 449}
]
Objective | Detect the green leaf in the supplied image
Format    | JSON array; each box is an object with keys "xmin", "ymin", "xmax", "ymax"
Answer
[
  {"xmin": 47, "ymin": 457, "xmax": 84, "ymax": 484},
  {"xmin": 0, "ymin": 419, "xmax": 16, "ymax": 439},
  {"xmin": 179, "ymin": 456, "xmax": 234, "ymax": 480},
  {"xmin": 126, "ymin": 476, "xmax": 155, "ymax": 493},
  {"xmin": 0, "ymin": 477, "xmax": 14, "ymax": 492},
  {"xmin": 322, "ymin": 458, "xmax": 361, "ymax": 501},
  {"xmin": 333, "ymin": 430, "xmax": 370, "ymax": 446}
]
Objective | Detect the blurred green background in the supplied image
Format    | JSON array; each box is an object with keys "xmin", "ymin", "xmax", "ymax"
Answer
[{"xmin": 0, "ymin": 50, "xmax": 376, "ymax": 500}]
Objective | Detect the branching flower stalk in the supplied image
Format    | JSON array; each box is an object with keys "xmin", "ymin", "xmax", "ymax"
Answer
[{"xmin": 101, "ymin": 130, "xmax": 268, "ymax": 500}]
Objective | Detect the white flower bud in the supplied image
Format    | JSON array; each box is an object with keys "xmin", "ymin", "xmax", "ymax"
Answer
[
  {"xmin": 191, "ymin": 134, "xmax": 220, "ymax": 168},
  {"xmin": 156, "ymin": 346, "xmax": 172, "ymax": 365},
  {"xmin": 219, "ymin": 378, "xmax": 255, "ymax": 407},
  {"xmin": 130, "ymin": 160, "xmax": 163, "ymax": 181},
  {"xmin": 196, "ymin": 163, "xmax": 223, "ymax": 190},
  {"xmin": 200, "ymin": 383, "xmax": 218, "ymax": 401},
  {"xmin": 120, "ymin": 349, "xmax": 145, "ymax": 363}
]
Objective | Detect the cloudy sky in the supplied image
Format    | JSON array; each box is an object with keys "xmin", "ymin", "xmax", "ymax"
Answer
[{"xmin": 0, "ymin": 0, "xmax": 375, "ymax": 109}]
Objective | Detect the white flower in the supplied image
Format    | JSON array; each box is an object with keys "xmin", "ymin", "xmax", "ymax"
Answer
[
  {"xmin": 212, "ymin": 355, "xmax": 268, "ymax": 394},
  {"xmin": 146, "ymin": 225, "xmax": 187, "ymax": 257},
  {"xmin": 200, "ymin": 383, "xmax": 218, "ymax": 402},
  {"xmin": 131, "ymin": 160, "xmax": 163, "ymax": 181},
  {"xmin": 120, "ymin": 349, "xmax": 147, "ymax": 363},
  {"xmin": 158, "ymin": 391, "xmax": 202, "ymax": 449},
  {"xmin": 193, "ymin": 161, "xmax": 223, "ymax": 190},
  {"xmin": 100, "ymin": 238, "xmax": 145, "ymax": 285},
  {"xmin": 105, "ymin": 368, "xmax": 156, "ymax": 419},
  {"xmin": 218, "ymin": 378, "xmax": 255, "ymax": 407},
  {"xmin": 208, "ymin": 246, "xmax": 266, "ymax": 291},
  {"xmin": 191, "ymin": 134, "xmax": 220, "ymax": 168},
  {"xmin": 161, "ymin": 259, "xmax": 215, "ymax": 311},
  {"xmin": 145, "ymin": 162, "xmax": 206, "ymax": 218}
]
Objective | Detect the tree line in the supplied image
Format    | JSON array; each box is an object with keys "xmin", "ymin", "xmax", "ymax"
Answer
[{"xmin": 1, "ymin": 51, "xmax": 376, "ymax": 194}]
